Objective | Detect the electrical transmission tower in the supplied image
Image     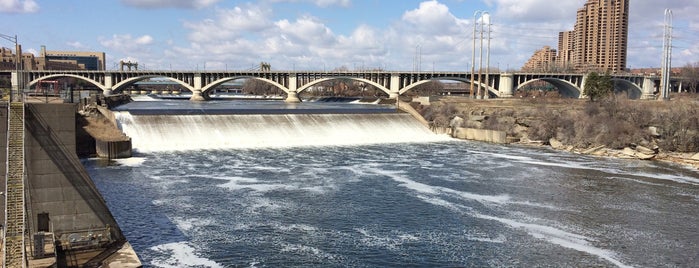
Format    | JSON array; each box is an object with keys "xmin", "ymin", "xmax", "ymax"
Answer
[{"xmin": 660, "ymin": 9, "xmax": 673, "ymax": 100}]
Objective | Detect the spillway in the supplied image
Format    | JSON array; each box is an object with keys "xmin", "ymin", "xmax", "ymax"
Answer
[{"xmin": 114, "ymin": 112, "xmax": 447, "ymax": 152}]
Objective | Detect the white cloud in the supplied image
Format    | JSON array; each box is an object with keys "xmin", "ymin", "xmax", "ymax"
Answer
[
  {"xmin": 184, "ymin": 5, "xmax": 274, "ymax": 41},
  {"xmin": 99, "ymin": 34, "xmax": 155, "ymax": 54},
  {"xmin": 313, "ymin": 0, "xmax": 350, "ymax": 8},
  {"xmin": 268, "ymin": 0, "xmax": 351, "ymax": 8},
  {"xmin": 66, "ymin": 41, "xmax": 89, "ymax": 50},
  {"xmin": 485, "ymin": 0, "xmax": 584, "ymax": 23},
  {"xmin": 402, "ymin": 0, "xmax": 470, "ymax": 35},
  {"xmin": 275, "ymin": 16, "xmax": 336, "ymax": 46},
  {"xmin": 121, "ymin": 0, "xmax": 219, "ymax": 9},
  {"xmin": 0, "ymin": 0, "xmax": 38, "ymax": 13}
]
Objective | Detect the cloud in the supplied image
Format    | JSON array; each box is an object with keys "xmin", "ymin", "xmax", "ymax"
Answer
[
  {"xmin": 0, "ymin": 0, "xmax": 38, "ymax": 13},
  {"xmin": 184, "ymin": 5, "xmax": 274, "ymax": 41},
  {"xmin": 99, "ymin": 34, "xmax": 155, "ymax": 54},
  {"xmin": 268, "ymin": 0, "xmax": 351, "ymax": 8},
  {"xmin": 401, "ymin": 0, "xmax": 469, "ymax": 35},
  {"xmin": 312, "ymin": 0, "xmax": 351, "ymax": 8},
  {"xmin": 66, "ymin": 41, "xmax": 89, "ymax": 50},
  {"xmin": 485, "ymin": 0, "xmax": 584, "ymax": 23},
  {"xmin": 121, "ymin": 0, "xmax": 219, "ymax": 9}
]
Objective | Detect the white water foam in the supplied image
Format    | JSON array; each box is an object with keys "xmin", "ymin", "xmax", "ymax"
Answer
[
  {"xmin": 150, "ymin": 242, "xmax": 223, "ymax": 268},
  {"xmin": 474, "ymin": 213, "xmax": 632, "ymax": 268},
  {"xmin": 113, "ymin": 157, "xmax": 147, "ymax": 167},
  {"xmin": 365, "ymin": 166, "xmax": 511, "ymax": 205},
  {"xmin": 355, "ymin": 228, "xmax": 420, "ymax": 250},
  {"xmin": 172, "ymin": 217, "xmax": 215, "ymax": 232},
  {"xmin": 413, "ymin": 186, "xmax": 632, "ymax": 268},
  {"xmin": 115, "ymin": 112, "xmax": 449, "ymax": 152}
]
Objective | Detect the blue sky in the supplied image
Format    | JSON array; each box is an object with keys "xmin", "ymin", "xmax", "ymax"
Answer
[{"xmin": 1, "ymin": 0, "xmax": 698, "ymax": 71}]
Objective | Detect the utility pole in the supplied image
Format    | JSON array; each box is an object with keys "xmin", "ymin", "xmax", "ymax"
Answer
[
  {"xmin": 484, "ymin": 14, "xmax": 492, "ymax": 99},
  {"xmin": 660, "ymin": 9, "xmax": 673, "ymax": 100},
  {"xmin": 470, "ymin": 11, "xmax": 483, "ymax": 99}
]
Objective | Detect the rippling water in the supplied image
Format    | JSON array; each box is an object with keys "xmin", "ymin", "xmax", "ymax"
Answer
[{"xmin": 85, "ymin": 141, "xmax": 699, "ymax": 267}]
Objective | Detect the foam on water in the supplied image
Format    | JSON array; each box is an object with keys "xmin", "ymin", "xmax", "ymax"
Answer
[
  {"xmin": 114, "ymin": 112, "xmax": 448, "ymax": 152},
  {"xmin": 149, "ymin": 242, "xmax": 223, "ymax": 268},
  {"xmin": 473, "ymin": 213, "xmax": 633, "ymax": 268},
  {"xmin": 366, "ymin": 166, "xmax": 511, "ymax": 205},
  {"xmin": 113, "ymin": 157, "xmax": 147, "ymax": 167}
]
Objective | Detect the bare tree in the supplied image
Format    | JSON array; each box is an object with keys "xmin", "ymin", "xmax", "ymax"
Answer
[{"xmin": 680, "ymin": 62, "xmax": 699, "ymax": 93}]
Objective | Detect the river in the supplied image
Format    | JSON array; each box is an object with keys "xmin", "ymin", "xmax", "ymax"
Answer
[{"xmin": 84, "ymin": 100, "xmax": 699, "ymax": 267}]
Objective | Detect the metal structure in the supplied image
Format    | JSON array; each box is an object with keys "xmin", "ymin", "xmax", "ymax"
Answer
[
  {"xmin": 470, "ymin": 11, "xmax": 491, "ymax": 99},
  {"xmin": 4, "ymin": 102, "xmax": 27, "ymax": 268},
  {"xmin": 660, "ymin": 9, "xmax": 673, "ymax": 100},
  {"xmin": 1, "ymin": 32, "xmax": 27, "ymax": 267}
]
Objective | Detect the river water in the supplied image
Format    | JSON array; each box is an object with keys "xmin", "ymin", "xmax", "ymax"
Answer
[{"xmin": 85, "ymin": 100, "xmax": 699, "ymax": 267}]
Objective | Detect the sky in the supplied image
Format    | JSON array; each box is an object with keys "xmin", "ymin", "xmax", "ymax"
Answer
[{"xmin": 1, "ymin": 0, "xmax": 698, "ymax": 72}]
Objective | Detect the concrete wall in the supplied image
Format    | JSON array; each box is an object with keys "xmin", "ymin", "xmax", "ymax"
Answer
[
  {"xmin": 23, "ymin": 103, "xmax": 123, "ymax": 240},
  {"xmin": 453, "ymin": 127, "xmax": 507, "ymax": 144}
]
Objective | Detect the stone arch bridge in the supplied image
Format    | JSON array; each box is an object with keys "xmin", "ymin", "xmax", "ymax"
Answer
[{"xmin": 11, "ymin": 70, "xmax": 664, "ymax": 102}]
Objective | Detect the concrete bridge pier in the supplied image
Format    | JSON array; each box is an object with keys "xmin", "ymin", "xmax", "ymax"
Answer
[
  {"xmin": 103, "ymin": 88, "xmax": 114, "ymax": 96},
  {"xmin": 190, "ymin": 89, "xmax": 206, "ymax": 101},
  {"xmin": 285, "ymin": 90, "xmax": 301, "ymax": 103},
  {"xmin": 190, "ymin": 73, "xmax": 206, "ymax": 101},
  {"xmin": 641, "ymin": 77, "xmax": 656, "ymax": 100},
  {"xmin": 389, "ymin": 75, "xmax": 400, "ymax": 99},
  {"xmin": 285, "ymin": 76, "xmax": 301, "ymax": 103},
  {"xmin": 498, "ymin": 73, "xmax": 514, "ymax": 98}
]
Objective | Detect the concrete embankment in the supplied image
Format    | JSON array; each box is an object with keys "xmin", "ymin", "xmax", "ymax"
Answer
[{"xmin": 0, "ymin": 102, "xmax": 141, "ymax": 267}]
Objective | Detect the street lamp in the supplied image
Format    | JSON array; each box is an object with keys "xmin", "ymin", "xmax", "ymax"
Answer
[{"xmin": 0, "ymin": 33, "xmax": 20, "ymax": 102}]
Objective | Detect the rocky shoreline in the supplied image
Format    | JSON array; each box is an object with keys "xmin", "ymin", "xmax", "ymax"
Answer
[
  {"xmin": 516, "ymin": 138, "xmax": 699, "ymax": 169},
  {"xmin": 418, "ymin": 97, "xmax": 699, "ymax": 170}
]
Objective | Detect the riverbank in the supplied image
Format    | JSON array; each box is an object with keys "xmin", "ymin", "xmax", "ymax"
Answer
[{"xmin": 417, "ymin": 96, "xmax": 699, "ymax": 169}]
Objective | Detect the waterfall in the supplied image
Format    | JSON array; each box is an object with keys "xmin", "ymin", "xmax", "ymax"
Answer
[{"xmin": 114, "ymin": 112, "xmax": 447, "ymax": 152}]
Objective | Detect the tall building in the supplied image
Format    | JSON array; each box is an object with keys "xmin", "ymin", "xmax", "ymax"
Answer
[
  {"xmin": 556, "ymin": 31, "xmax": 574, "ymax": 70},
  {"xmin": 522, "ymin": 46, "xmax": 557, "ymax": 72},
  {"xmin": 558, "ymin": 0, "xmax": 629, "ymax": 73}
]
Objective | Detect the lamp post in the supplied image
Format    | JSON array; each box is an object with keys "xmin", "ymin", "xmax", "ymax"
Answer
[{"xmin": 0, "ymin": 33, "xmax": 20, "ymax": 102}]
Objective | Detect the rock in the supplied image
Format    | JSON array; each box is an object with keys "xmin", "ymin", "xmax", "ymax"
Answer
[
  {"xmin": 468, "ymin": 115, "xmax": 487, "ymax": 122},
  {"xmin": 622, "ymin": 147, "xmax": 656, "ymax": 160},
  {"xmin": 449, "ymin": 116, "xmax": 464, "ymax": 128},
  {"xmin": 549, "ymin": 138, "xmax": 565, "ymax": 150},
  {"xmin": 622, "ymin": 147, "xmax": 637, "ymax": 157},
  {"xmin": 635, "ymin": 152, "xmax": 656, "ymax": 160},
  {"xmin": 635, "ymin": 145, "xmax": 657, "ymax": 155},
  {"xmin": 692, "ymin": 153, "xmax": 699, "ymax": 160},
  {"xmin": 648, "ymin": 126, "xmax": 661, "ymax": 137},
  {"xmin": 582, "ymin": 145, "xmax": 606, "ymax": 155}
]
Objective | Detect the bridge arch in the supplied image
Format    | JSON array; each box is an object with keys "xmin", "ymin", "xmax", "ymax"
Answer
[
  {"xmin": 201, "ymin": 76, "xmax": 289, "ymax": 95},
  {"xmin": 398, "ymin": 77, "xmax": 497, "ymax": 97},
  {"xmin": 296, "ymin": 77, "xmax": 390, "ymax": 96},
  {"xmin": 27, "ymin": 74, "xmax": 108, "ymax": 92},
  {"xmin": 516, "ymin": 78, "xmax": 581, "ymax": 98},
  {"xmin": 611, "ymin": 78, "xmax": 643, "ymax": 99},
  {"xmin": 113, "ymin": 75, "xmax": 195, "ymax": 93}
]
